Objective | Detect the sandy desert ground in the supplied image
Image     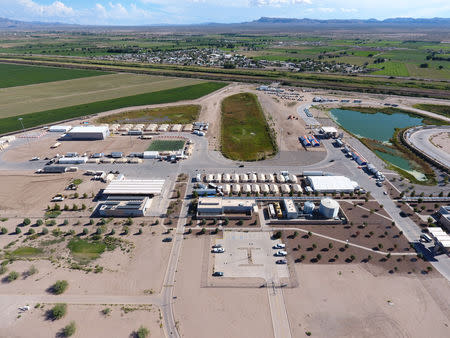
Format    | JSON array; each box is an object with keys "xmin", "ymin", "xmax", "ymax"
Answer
[
  {"xmin": 284, "ymin": 263, "xmax": 450, "ymax": 338},
  {"xmin": 430, "ymin": 131, "xmax": 450, "ymax": 153}
]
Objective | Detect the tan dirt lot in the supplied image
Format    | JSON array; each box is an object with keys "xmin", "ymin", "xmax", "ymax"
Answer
[
  {"xmin": 0, "ymin": 303, "xmax": 164, "ymax": 338},
  {"xmin": 284, "ymin": 263, "xmax": 450, "ymax": 338},
  {"xmin": 174, "ymin": 236, "xmax": 274, "ymax": 338}
]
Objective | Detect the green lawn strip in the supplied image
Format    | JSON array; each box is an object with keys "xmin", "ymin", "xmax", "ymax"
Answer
[
  {"xmin": 97, "ymin": 104, "xmax": 200, "ymax": 124},
  {"xmin": 0, "ymin": 82, "xmax": 226, "ymax": 134},
  {"xmin": 412, "ymin": 104, "xmax": 450, "ymax": 118},
  {"xmin": 67, "ymin": 239, "xmax": 106, "ymax": 262},
  {"xmin": 0, "ymin": 63, "xmax": 107, "ymax": 88},
  {"xmin": 11, "ymin": 246, "xmax": 43, "ymax": 257},
  {"xmin": 147, "ymin": 140, "xmax": 186, "ymax": 151},
  {"xmin": 221, "ymin": 92, "xmax": 276, "ymax": 161}
]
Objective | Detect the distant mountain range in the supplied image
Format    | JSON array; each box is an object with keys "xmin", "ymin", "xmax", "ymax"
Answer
[{"xmin": 0, "ymin": 16, "xmax": 449, "ymax": 30}]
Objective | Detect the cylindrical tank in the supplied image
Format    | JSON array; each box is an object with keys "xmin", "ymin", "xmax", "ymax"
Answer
[
  {"xmin": 319, "ymin": 198, "xmax": 340, "ymax": 219},
  {"xmin": 303, "ymin": 201, "xmax": 315, "ymax": 214}
]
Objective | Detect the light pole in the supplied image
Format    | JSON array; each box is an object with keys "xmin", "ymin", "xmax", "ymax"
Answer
[{"xmin": 18, "ymin": 118, "xmax": 29, "ymax": 147}]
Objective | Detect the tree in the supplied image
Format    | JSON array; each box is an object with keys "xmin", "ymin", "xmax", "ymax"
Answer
[
  {"xmin": 273, "ymin": 231, "xmax": 282, "ymax": 239},
  {"xmin": 316, "ymin": 254, "xmax": 322, "ymax": 261},
  {"xmin": 72, "ymin": 204, "xmax": 78, "ymax": 211},
  {"xmin": 89, "ymin": 219, "xmax": 94, "ymax": 225},
  {"xmin": 51, "ymin": 280, "xmax": 69, "ymax": 295},
  {"xmin": 15, "ymin": 227, "xmax": 21, "ymax": 234},
  {"xmin": 83, "ymin": 193, "xmax": 88, "ymax": 199},
  {"xmin": 23, "ymin": 218, "xmax": 31, "ymax": 226},
  {"xmin": 63, "ymin": 219, "xmax": 69, "ymax": 226},
  {"xmin": 49, "ymin": 303, "xmax": 67, "ymax": 320},
  {"xmin": 136, "ymin": 326, "xmax": 150, "ymax": 338},
  {"xmin": 28, "ymin": 228, "xmax": 35, "ymax": 235},
  {"xmin": 74, "ymin": 193, "xmax": 79, "ymax": 199},
  {"xmin": 36, "ymin": 219, "xmax": 43, "ymax": 226},
  {"xmin": 328, "ymin": 243, "xmax": 333, "ymax": 249},
  {"xmin": 82, "ymin": 228, "xmax": 89, "ymax": 235},
  {"xmin": 64, "ymin": 204, "xmax": 69, "ymax": 211},
  {"xmin": 7, "ymin": 271, "xmax": 19, "ymax": 282},
  {"xmin": 350, "ymin": 255, "xmax": 355, "ymax": 261},
  {"xmin": 122, "ymin": 226, "xmax": 129, "ymax": 235},
  {"xmin": 42, "ymin": 227, "xmax": 49, "ymax": 235},
  {"xmin": 138, "ymin": 228, "xmax": 143, "ymax": 235},
  {"xmin": 81, "ymin": 204, "xmax": 86, "ymax": 210},
  {"xmin": 0, "ymin": 227, "xmax": 7, "ymax": 234},
  {"xmin": 62, "ymin": 321, "xmax": 76, "ymax": 337},
  {"xmin": 126, "ymin": 217, "xmax": 133, "ymax": 226}
]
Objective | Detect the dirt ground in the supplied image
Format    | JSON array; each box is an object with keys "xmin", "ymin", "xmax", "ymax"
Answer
[
  {"xmin": 0, "ymin": 171, "xmax": 105, "ymax": 218},
  {"xmin": 1, "ymin": 133, "xmax": 153, "ymax": 163},
  {"xmin": 0, "ymin": 303, "xmax": 164, "ymax": 338},
  {"xmin": 284, "ymin": 263, "xmax": 450, "ymax": 338},
  {"xmin": 430, "ymin": 131, "xmax": 450, "ymax": 153},
  {"xmin": 173, "ymin": 236, "xmax": 274, "ymax": 338}
]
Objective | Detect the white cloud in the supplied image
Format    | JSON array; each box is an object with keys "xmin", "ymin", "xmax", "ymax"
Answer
[
  {"xmin": 250, "ymin": 0, "xmax": 312, "ymax": 6},
  {"xmin": 317, "ymin": 7, "xmax": 334, "ymax": 13},
  {"xmin": 340, "ymin": 8, "xmax": 357, "ymax": 13}
]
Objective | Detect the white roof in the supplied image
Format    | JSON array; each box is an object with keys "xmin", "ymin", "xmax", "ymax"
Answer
[
  {"xmin": 69, "ymin": 126, "xmax": 108, "ymax": 133},
  {"xmin": 104, "ymin": 179, "xmax": 165, "ymax": 195},
  {"xmin": 321, "ymin": 126, "xmax": 338, "ymax": 133},
  {"xmin": 49, "ymin": 125, "xmax": 72, "ymax": 131},
  {"xmin": 308, "ymin": 176, "xmax": 358, "ymax": 192},
  {"xmin": 320, "ymin": 198, "xmax": 340, "ymax": 209}
]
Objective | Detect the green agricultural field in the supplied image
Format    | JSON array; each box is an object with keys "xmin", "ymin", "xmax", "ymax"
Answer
[
  {"xmin": 0, "ymin": 82, "xmax": 227, "ymax": 134},
  {"xmin": 68, "ymin": 239, "xmax": 105, "ymax": 262},
  {"xmin": 221, "ymin": 92, "xmax": 276, "ymax": 161},
  {"xmin": 97, "ymin": 104, "xmax": 200, "ymax": 124},
  {"xmin": 11, "ymin": 246, "xmax": 43, "ymax": 257},
  {"xmin": 0, "ymin": 63, "xmax": 106, "ymax": 89},
  {"xmin": 413, "ymin": 104, "xmax": 450, "ymax": 118},
  {"xmin": 0, "ymin": 73, "xmax": 204, "ymax": 118},
  {"xmin": 147, "ymin": 140, "xmax": 186, "ymax": 151},
  {"xmin": 367, "ymin": 62, "xmax": 410, "ymax": 77}
]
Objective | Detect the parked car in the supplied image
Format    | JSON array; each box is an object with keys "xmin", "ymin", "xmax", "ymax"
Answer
[
  {"xmin": 273, "ymin": 243, "xmax": 286, "ymax": 249},
  {"xmin": 420, "ymin": 234, "xmax": 432, "ymax": 243},
  {"xmin": 275, "ymin": 250, "xmax": 287, "ymax": 257},
  {"xmin": 30, "ymin": 157, "xmax": 40, "ymax": 161},
  {"xmin": 162, "ymin": 237, "xmax": 173, "ymax": 242},
  {"xmin": 212, "ymin": 271, "xmax": 224, "ymax": 277},
  {"xmin": 212, "ymin": 244, "xmax": 222, "ymax": 248},
  {"xmin": 276, "ymin": 259, "xmax": 287, "ymax": 264},
  {"xmin": 212, "ymin": 248, "xmax": 225, "ymax": 253}
]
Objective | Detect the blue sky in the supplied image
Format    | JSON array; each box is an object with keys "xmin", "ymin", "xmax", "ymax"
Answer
[{"xmin": 0, "ymin": 0, "xmax": 449, "ymax": 25}]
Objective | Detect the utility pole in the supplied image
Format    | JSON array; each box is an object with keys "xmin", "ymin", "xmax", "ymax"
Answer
[{"xmin": 18, "ymin": 118, "xmax": 29, "ymax": 147}]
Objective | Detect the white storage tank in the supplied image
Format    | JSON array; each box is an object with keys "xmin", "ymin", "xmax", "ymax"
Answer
[
  {"xmin": 258, "ymin": 173, "xmax": 266, "ymax": 182},
  {"xmin": 319, "ymin": 198, "xmax": 340, "ymax": 219},
  {"xmin": 232, "ymin": 184, "xmax": 241, "ymax": 194},
  {"xmin": 240, "ymin": 174, "xmax": 248, "ymax": 183},
  {"xmin": 232, "ymin": 174, "xmax": 239, "ymax": 183},
  {"xmin": 303, "ymin": 201, "xmax": 315, "ymax": 214}
]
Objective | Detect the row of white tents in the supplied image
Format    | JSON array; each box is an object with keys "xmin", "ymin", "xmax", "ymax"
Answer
[
  {"xmin": 204, "ymin": 173, "xmax": 298, "ymax": 184},
  {"xmin": 221, "ymin": 183, "xmax": 303, "ymax": 195}
]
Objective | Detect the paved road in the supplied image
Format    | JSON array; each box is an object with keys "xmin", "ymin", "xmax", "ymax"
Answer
[{"xmin": 408, "ymin": 126, "xmax": 450, "ymax": 169}]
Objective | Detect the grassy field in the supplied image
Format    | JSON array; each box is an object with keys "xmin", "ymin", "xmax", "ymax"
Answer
[
  {"xmin": 413, "ymin": 104, "xmax": 450, "ymax": 118},
  {"xmin": 67, "ymin": 239, "xmax": 105, "ymax": 262},
  {"xmin": 0, "ymin": 82, "xmax": 226, "ymax": 134},
  {"xmin": 11, "ymin": 246, "xmax": 43, "ymax": 257},
  {"xmin": 367, "ymin": 62, "xmax": 410, "ymax": 77},
  {"xmin": 221, "ymin": 92, "xmax": 276, "ymax": 161},
  {"xmin": 97, "ymin": 104, "xmax": 200, "ymax": 124},
  {"xmin": 0, "ymin": 63, "xmax": 106, "ymax": 88},
  {"xmin": 147, "ymin": 140, "xmax": 185, "ymax": 151},
  {"xmin": 0, "ymin": 73, "xmax": 204, "ymax": 118}
]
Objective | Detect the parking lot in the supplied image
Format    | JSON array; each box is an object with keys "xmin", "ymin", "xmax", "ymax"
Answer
[{"xmin": 213, "ymin": 231, "xmax": 289, "ymax": 281}]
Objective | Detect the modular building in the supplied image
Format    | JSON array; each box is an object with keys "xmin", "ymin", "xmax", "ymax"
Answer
[
  {"xmin": 103, "ymin": 179, "xmax": 165, "ymax": 196},
  {"xmin": 232, "ymin": 184, "xmax": 241, "ymax": 194},
  {"xmin": 66, "ymin": 126, "xmax": 109, "ymax": 140},
  {"xmin": 143, "ymin": 151, "xmax": 159, "ymax": 159},
  {"xmin": 258, "ymin": 173, "xmax": 266, "ymax": 182},
  {"xmin": 307, "ymin": 176, "xmax": 359, "ymax": 193},
  {"xmin": 283, "ymin": 199, "xmax": 298, "ymax": 219},
  {"xmin": 261, "ymin": 184, "xmax": 270, "ymax": 194},
  {"xmin": 270, "ymin": 184, "xmax": 279, "ymax": 194},
  {"xmin": 232, "ymin": 174, "xmax": 239, "ymax": 183},
  {"xmin": 197, "ymin": 197, "xmax": 257, "ymax": 218},
  {"xmin": 98, "ymin": 196, "xmax": 151, "ymax": 217},
  {"xmin": 319, "ymin": 198, "xmax": 340, "ymax": 219},
  {"xmin": 58, "ymin": 157, "xmax": 87, "ymax": 164},
  {"xmin": 240, "ymin": 174, "xmax": 248, "ymax": 183},
  {"xmin": 49, "ymin": 125, "xmax": 72, "ymax": 133},
  {"xmin": 252, "ymin": 184, "xmax": 260, "ymax": 194},
  {"xmin": 42, "ymin": 166, "xmax": 67, "ymax": 173}
]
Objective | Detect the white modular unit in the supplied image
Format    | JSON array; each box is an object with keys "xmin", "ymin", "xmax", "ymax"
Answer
[
  {"xmin": 145, "ymin": 124, "xmax": 158, "ymax": 132},
  {"xmin": 158, "ymin": 124, "xmax": 169, "ymax": 132},
  {"xmin": 281, "ymin": 184, "xmax": 290, "ymax": 194},
  {"xmin": 86, "ymin": 158, "xmax": 100, "ymax": 164},
  {"xmin": 240, "ymin": 174, "xmax": 248, "ymax": 183},
  {"xmin": 249, "ymin": 173, "xmax": 257, "ymax": 183},
  {"xmin": 270, "ymin": 184, "xmax": 279, "ymax": 194},
  {"xmin": 223, "ymin": 184, "xmax": 231, "ymax": 195},
  {"xmin": 183, "ymin": 124, "xmax": 193, "ymax": 132},
  {"xmin": 243, "ymin": 184, "xmax": 251, "ymax": 193},
  {"xmin": 49, "ymin": 125, "xmax": 72, "ymax": 133},
  {"xmin": 232, "ymin": 184, "xmax": 241, "ymax": 194},
  {"xmin": 143, "ymin": 151, "xmax": 159, "ymax": 159},
  {"xmin": 223, "ymin": 174, "xmax": 231, "ymax": 183},
  {"xmin": 289, "ymin": 174, "xmax": 298, "ymax": 183},
  {"xmin": 171, "ymin": 124, "xmax": 182, "ymax": 132},
  {"xmin": 214, "ymin": 173, "xmax": 222, "ymax": 183},
  {"xmin": 267, "ymin": 174, "xmax": 275, "ymax": 183},
  {"xmin": 261, "ymin": 184, "xmax": 270, "ymax": 194},
  {"xmin": 258, "ymin": 173, "xmax": 266, "ymax": 182},
  {"xmin": 232, "ymin": 174, "xmax": 239, "ymax": 183},
  {"xmin": 276, "ymin": 174, "xmax": 286, "ymax": 183},
  {"xmin": 252, "ymin": 184, "xmax": 260, "ymax": 194},
  {"xmin": 206, "ymin": 174, "xmax": 214, "ymax": 183}
]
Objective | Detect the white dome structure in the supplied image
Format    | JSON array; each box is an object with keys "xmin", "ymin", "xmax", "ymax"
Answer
[{"xmin": 319, "ymin": 198, "xmax": 340, "ymax": 219}]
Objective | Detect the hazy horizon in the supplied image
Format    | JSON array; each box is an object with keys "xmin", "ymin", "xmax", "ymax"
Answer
[{"xmin": 0, "ymin": 0, "xmax": 449, "ymax": 26}]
